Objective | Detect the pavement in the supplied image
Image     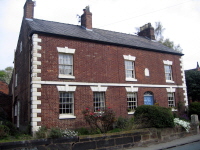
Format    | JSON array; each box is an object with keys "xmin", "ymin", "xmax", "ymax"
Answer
[{"xmin": 126, "ymin": 134, "xmax": 200, "ymax": 150}]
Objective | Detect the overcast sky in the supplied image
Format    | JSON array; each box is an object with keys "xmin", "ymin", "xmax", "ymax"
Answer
[{"xmin": 0, "ymin": 0, "xmax": 200, "ymax": 70}]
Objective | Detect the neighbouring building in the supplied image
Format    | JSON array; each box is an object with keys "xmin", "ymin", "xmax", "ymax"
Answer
[
  {"xmin": 185, "ymin": 62, "xmax": 200, "ymax": 103},
  {"xmin": 0, "ymin": 80, "xmax": 12, "ymax": 121},
  {"xmin": 0, "ymin": 80, "xmax": 9, "ymax": 95},
  {"xmin": 11, "ymin": 0, "xmax": 188, "ymax": 133}
]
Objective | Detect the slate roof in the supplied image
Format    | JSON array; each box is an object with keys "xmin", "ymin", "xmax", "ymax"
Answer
[{"xmin": 26, "ymin": 18, "xmax": 183, "ymax": 56}]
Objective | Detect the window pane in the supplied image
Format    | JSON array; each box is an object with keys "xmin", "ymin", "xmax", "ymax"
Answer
[
  {"xmin": 93, "ymin": 92, "xmax": 105, "ymax": 112},
  {"xmin": 125, "ymin": 61, "xmax": 135, "ymax": 78},
  {"xmin": 165, "ymin": 65, "xmax": 172, "ymax": 80},
  {"xmin": 168, "ymin": 93, "xmax": 175, "ymax": 107},
  {"xmin": 59, "ymin": 54, "xmax": 73, "ymax": 75},
  {"xmin": 127, "ymin": 93, "xmax": 137, "ymax": 111},
  {"xmin": 59, "ymin": 92, "xmax": 74, "ymax": 114}
]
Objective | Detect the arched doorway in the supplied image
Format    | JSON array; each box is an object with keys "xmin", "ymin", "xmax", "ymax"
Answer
[{"xmin": 144, "ymin": 91, "xmax": 154, "ymax": 105}]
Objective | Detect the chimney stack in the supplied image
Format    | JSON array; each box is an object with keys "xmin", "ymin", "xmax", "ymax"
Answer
[
  {"xmin": 23, "ymin": 0, "xmax": 35, "ymax": 19},
  {"xmin": 81, "ymin": 6, "xmax": 92, "ymax": 30},
  {"xmin": 138, "ymin": 23, "xmax": 155, "ymax": 40}
]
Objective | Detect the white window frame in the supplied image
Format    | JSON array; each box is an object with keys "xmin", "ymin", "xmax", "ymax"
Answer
[
  {"xmin": 127, "ymin": 93, "xmax": 137, "ymax": 114},
  {"xmin": 93, "ymin": 92, "xmax": 105, "ymax": 112},
  {"xmin": 125, "ymin": 86, "xmax": 138, "ymax": 114},
  {"xmin": 59, "ymin": 92, "xmax": 74, "ymax": 116},
  {"xmin": 57, "ymin": 47, "xmax": 75, "ymax": 79},
  {"xmin": 123, "ymin": 55, "xmax": 137, "ymax": 81},
  {"xmin": 163, "ymin": 60, "xmax": 174, "ymax": 83},
  {"xmin": 57, "ymin": 85, "xmax": 76, "ymax": 119},
  {"xmin": 168, "ymin": 92, "xmax": 175, "ymax": 108}
]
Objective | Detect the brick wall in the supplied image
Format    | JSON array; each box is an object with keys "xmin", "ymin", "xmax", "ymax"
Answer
[
  {"xmin": 29, "ymin": 34, "xmax": 185, "ymax": 129},
  {"xmin": 0, "ymin": 126, "xmax": 198, "ymax": 150},
  {"xmin": 0, "ymin": 81, "xmax": 9, "ymax": 94}
]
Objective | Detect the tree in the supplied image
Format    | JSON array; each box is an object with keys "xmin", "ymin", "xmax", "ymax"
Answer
[
  {"xmin": 154, "ymin": 22, "xmax": 182, "ymax": 53},
  {"xmin": 0, "ymin": 67, "xmax": 13, "ymax": 84},
  {"xmin": 154, "ymin": 21, "xmax": 165, "ymax": 42},
  {"xmin": 185, "ymin": 70, "xmax": 200, "ymax": 102}
]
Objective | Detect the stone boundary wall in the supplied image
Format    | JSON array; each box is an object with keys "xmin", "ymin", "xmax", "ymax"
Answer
[{"xmin": 0, "ymin": 126, "xmax": 198, "ymax": 150}]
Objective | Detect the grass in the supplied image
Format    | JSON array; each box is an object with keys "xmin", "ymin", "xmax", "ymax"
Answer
[{"xmin": 0, "ymin": 134, "xmax": 33, "ymax": 143}]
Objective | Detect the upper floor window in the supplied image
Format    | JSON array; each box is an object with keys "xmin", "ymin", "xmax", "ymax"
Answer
[
  {"xmin": 57, "ymin": 47, "xmax": 75, "ymax": 79},
  {"xmin": 123, "ymin": 55, "xmax": 137, "ymax": 81},
  {"xmin": 164, "ymin": 65, "xmax": 172, "ymax": 80},
  {"xmin": 163, "ymin": 60, "xmax": 174, "ymax": 83},
  {"xmin": 59, "ymin": 54, "xmax": 73, "ymax": 75}
]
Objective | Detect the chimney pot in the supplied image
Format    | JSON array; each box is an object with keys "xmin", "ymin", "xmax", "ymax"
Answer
[
  {"xmin": 81, "ymin": 6, "xmax": 92, "ymax": 30},
  {"xmin": 138, "ymin": 23, "xmax": 155, "ymax": 40},
  {"xmin": 23, "ymin": 0, "xmax": 35, "ymax": 19}
]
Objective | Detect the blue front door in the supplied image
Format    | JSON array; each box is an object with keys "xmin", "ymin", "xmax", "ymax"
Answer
[{"xmin": 144, "ymin": 96, "xmax": 153, "ymax": 105}]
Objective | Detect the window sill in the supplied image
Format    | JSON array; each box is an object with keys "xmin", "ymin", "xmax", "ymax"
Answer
[
  {"xmin": 126, "ymin": 78, "xmax": 137, "ymax": 82},
  {"xmin": 59, "ymin": 114, "xmax": 76, "ymax": 119},
  {"xmin": 171, "ymin": 108, "xmax": 177, "ymax": 111},
  {"xmin": 166, "ymin": 80, "xmax": 174, "ymax": 83},
  {"xmin": 58, "ymin": 74, "xmax": 75, "ymax": 79},
  {"xmin": 128, "ymin": 112, "xmax": 135, "ymax": 114}
]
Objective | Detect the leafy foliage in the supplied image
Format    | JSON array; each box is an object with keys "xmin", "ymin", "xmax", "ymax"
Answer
[
  {"xmin": 0, "ymin": 67, "xmax": 13, "ymax": 84},
  {"xmin": 35, "ymin": 126, "xmax": 48, "ymax": 139},
  {"xmin": 185, "ymin": 70, "xmax": 200, "ymax": 101},
  {"xmin": 134, "ymin": 105, "xmax": 174, "ymax": 128},
  {"xmin": 49, "ymin": 127, "xmax": 63, "ymax": 139},
  {"xmin": 154, "ymin": 22, "xmax": 182, "ymax": 53},
  {"xmin": 188, "ymin": 102, "xmax": 200, "ymax": 120},
  {"xmin": 82, "ymin": 107, "xmax": 115, "ymax": 133},
  {"xmin": 0, "ymin": 125, "xmax": 10, "ymax": 139}
]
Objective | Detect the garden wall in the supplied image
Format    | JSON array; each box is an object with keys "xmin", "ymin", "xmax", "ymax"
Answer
[{"xmin": 0, "ymin": 126, "xmax": 198, "ymax": 150}]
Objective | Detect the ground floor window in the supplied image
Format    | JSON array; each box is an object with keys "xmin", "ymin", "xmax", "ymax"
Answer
[
  {"xmin": 168, "ymin": 93, "xmax": 175, "ymax": 107},
  {"xmin": 59, "ymin": 92, "xmax": 74, "ymax": 115},
  {"xmin": 127, "ymin": 93, "xmax": 137, "ymax": 112},
  {"xmin": 93, "ymin": 92, "xmax": 105, "ymax": 112}
]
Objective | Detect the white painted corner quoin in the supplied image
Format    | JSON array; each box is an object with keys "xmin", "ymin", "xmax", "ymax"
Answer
[{"xmin": 31, "ymin": 34, "xmax": 42, "ymax": 132}]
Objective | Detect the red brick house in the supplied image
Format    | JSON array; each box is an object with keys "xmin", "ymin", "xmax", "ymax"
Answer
[{"xmin": 11, "ymin": 0, "xmax": 187, "ymax": 133}]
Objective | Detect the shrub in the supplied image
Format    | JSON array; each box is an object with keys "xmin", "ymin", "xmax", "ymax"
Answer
[
  {"xmin": 189, "ymin": 102, "xmax": 200, "ymax": 120},
  {"xmin": 82, "ymin": 107, "xmax": 115, "ymax": 133},
  {"xmin": 115, "ymin": 117, "xmax": 128, "ymax": 129},
  {"xmin": 75, "ymin": 128, "xmax": 90, "ymax": 135},
  {"xmin": 49, "ymin": 127, "xmax": 63, "ymax": 139},
  {"xmin": 134, "ymin": 105, "xmax": 174, "ymax": 128},
  {"xmin": 0, "ymin": 125, "xmax": 9, "ymax": 139},
  {"xmin": 35, "ymin": 126, "xmax": 48, "ymax": 139},
  {"xmin": 3, "ymin": 121, "xmax": 19, "ymax": 136}
]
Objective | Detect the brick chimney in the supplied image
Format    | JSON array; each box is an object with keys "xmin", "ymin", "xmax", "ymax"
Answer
[
  {"xmin": 138, "ymin": 23, "xmax": 155, "ymax": 40},
  {"xmin": 81, "ymin": 6, "xmax": 92, "ymax": 30},
  {"xmin": 23, "ymin": 0, "xmax": 35, "ymax": 19}
]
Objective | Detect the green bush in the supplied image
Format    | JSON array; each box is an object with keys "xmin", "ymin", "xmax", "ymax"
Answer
[
  {"xmin": 3, "ymin": 121, "xmax": 19, "ymax": 136},
  {"xmin": 35, "ymin": 126, "xmax": 48, "ymax": 139},
  {"xmin": 49, "ymin": 127, "xmax": 63, "ymax": 139},
  {"xmin": 134, "ymin": 105, "xmax": 174, "ymax": 128},
  {"xmin": 75, "ymin": 128, "xmax": 90, "ymax": 135},
  {"xmin": 0, "ymin": 125, "xmax": 9, "ymax": 139},
  {"xmin": 116, "ymin": 117, "xmax": 128, "ymax": 129},
  {"xmin": 189, "ymin": 102, "xmax": 200, "ymax": 120}
]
